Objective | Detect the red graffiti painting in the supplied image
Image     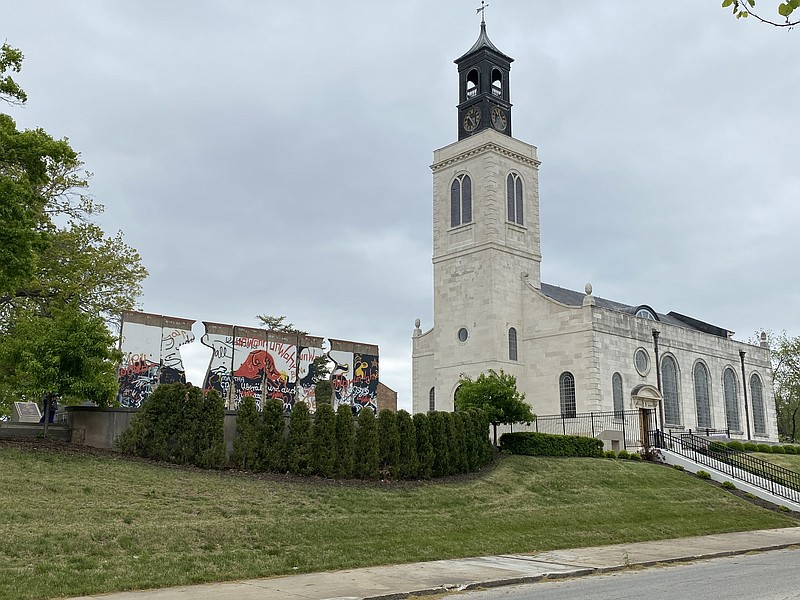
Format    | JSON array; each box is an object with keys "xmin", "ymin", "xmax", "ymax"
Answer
[{"xmin": 233, "ymin": 349, "xmax": 282, "ymax": 383}]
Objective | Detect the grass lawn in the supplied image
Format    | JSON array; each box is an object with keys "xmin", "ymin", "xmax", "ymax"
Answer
[
  {"xmin": 0, "ymin": 447, "xmax": 797, "ymax": 600},
  {"xmin": 751, "ymin": 452, "xmax": 800, "ymax": 472}
]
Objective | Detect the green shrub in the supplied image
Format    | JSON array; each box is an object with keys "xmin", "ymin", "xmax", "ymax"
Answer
[
  {"xmin": 696, "ymin": 470, "xmax": 711, "ymax": 480},
  {"xmin": 778, "ymin": 505, "xmax": 790, "ymax": 512},
  {"xmin": 499, "ymin": 432, "xmax": 604, "ymax": 458},
  {"xmin": 672, "ymin": 464, "xmax": 685, "ymax": 471},
  {"xmin": 726, "ymin": 441, "xmax": 745, "ymax": 452},
  {"xmin": 354, "ymin": 407, "xmax": 379, "ymax": 479},
  {"xmin": 708, "ymin": 442, "xmax": 727, "ymax": 453},
  {"xmin": 378, "ymin": 409, "xmax": 400, "ymax": 475},
  {"xmin": 743, "ymin": 442, "xmax": 759, "ymax": 452},
  {"xmin": 314, "ymin": 380, "xmax": 332, "ymax": 407},
  {"xmin": 395, "ymin": 410, "xmax": 418, "ymax": 479},
  {"xmin": 413, "ymin": 412, "xmax": 434, "ymax": 479},
  {"xmin": 784, "ymin": 445, "xmax": 798, "ymax": 455},
  {"xmin": 451, "ymin": 412, "xmax": 469, "ymax": 474},
  {"xmin": 428, "ymin": 411, "xmax": 451, "ymax": 477},
  {"xmin": 617, "ymin": 449, "xmax": 631, "ymax": 460},
  {"xmin": 334, "ymin": 404, "xmax": 355, "ymax": 478},
  {"xmin": 287, "ymin": 402, "xmax": 313, "ymax": 475},
  {"xmin": 311, "ymin": 402, "xmax": 337, "ymax": 478},
  {"xmin": 721, "ymin": 481, "xmax": 737, "ymax": 490},
  {"xmin": 605, "ymin": 450, "xmax": 617, "ymax": 458},
  {"xmin": 771, "ymin": 445, "xmax": 786, "ymax": 454},
  {"xmin": 757, "ymin": 444, "xmax": 773, "ymax": 453},
  {"xmin": 261, "ymin": 398, "xmax": 286, "ymax": 472},
  {"xmin": 197, "ymin": 389, "xmax": 226, "ymax": 468},
  {"xmin": 231, "ymin": 396, "xmax": 261, "ymax": 470},
  {"xmin": 628, "ymin": 452, "xmax": 642, "ymax": 461}
]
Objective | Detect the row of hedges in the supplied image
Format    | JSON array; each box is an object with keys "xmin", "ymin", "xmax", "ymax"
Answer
[
  {"xmin": 722, "ymin": 441, "xmax": 799, "ymax": 455},
  {"xmin": 499, "ymin": 431, "xmax": 604, "ymax": 457},
  {"xmin": 117, "ymin": 384, "xmax": 495, "ymax": 480}
]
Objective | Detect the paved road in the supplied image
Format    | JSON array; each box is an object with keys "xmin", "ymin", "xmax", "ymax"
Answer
[{"xmin": 456, "ymin": 547, "xmax": 800, "ymax": 600}]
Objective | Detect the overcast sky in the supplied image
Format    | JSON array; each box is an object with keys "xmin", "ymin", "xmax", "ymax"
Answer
[{"xmin": 5, "ymin": 1, "xmax": 798, "ymax": 411}]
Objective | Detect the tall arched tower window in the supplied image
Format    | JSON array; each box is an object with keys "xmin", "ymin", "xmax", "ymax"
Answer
[
  {"xmin": 559, "ymin": 372, "xmax": 576, "ymax": 418},
  {"xmin": 506, "ymin": 173, "xmax": 523, "ymax": 225},
  {"xmin": 466, "ymin": 68, "xmax": 479, "ymax": 98},
  {"xmin": 508, "ymin": 327, "xmax": 518, "ymax": 361},
  {"xmin": 450, "ymin": 174, "xmax": 472, "ymax": 227},
  {"xmin": 694, "ymin": 362, "xmax": 712, "ymax": 429},
  {"xmin": 612, "ymin": 372, "xmax": 624, "ymax": 418},
  {"xmin": 428, "ymin": 387, "xmax": 435, "ymax": 412},
  {"xmin": 723, "ymin": 368, "xmax": 740, "ymax": 432},
  {"xmin": 750, "ymin": 373, "xmax": 766, "ymax": 435},
  {"xmin": 662, "ymin": 356, "xmax": 681, "ymax": 426}
]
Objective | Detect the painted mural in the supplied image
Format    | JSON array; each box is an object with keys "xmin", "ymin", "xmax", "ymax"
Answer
[
  {"xmin": 118, "ymin": 311, "xmax": 378, "ymax": 412},
  {"xmin": 117, "ymin": 312, "xmax": 195, "ymax": 408}
]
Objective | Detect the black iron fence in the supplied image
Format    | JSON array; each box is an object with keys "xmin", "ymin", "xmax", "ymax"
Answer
[
  {"xmin": 500, "ymin": 409, "xmax": 654, "ymax": 451},
  {"xmin": 649, "ymin": 431, "xmax": 800, "ymax": 505}
]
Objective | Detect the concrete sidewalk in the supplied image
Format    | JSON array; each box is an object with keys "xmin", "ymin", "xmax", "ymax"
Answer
[{"xmin": 67, "ymin": 527, "xmax": 800, "ymax": 600}]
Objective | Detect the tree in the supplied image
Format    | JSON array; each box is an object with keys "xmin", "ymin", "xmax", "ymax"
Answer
[
  {"xmin": 311, "ymin": 402, "xmax": 337, "ymax": 477},
  {"xmin": 232, "ymin": 396, "xmax": 261, "ymax": 470},
  {"xmin": 0, "ymin": 45, "xmax": 146, "ymax": 417},
  {"xmin": 396, "ymin": 410, "xmax": 418, "ymax": 479},
  {"xmin": 454, "ymin": 369, "xmax": 535, "ymax": 447},
  {"xmin": 287, "ymin": 401, "xmax": 313, "ymax": 475},
  {"xmin": 413, "ymin": 412, "xmax": 434, "ymax": 479},
  {"xmin": 377, "ymin": 409, "xmax": 400, "ymax": 476},
  {"xmin": 354, "ymin": 407, "xmax": 379, "ymax": 479},
  {"xmin": 255, "ymin": 314, "xmax": 307, "ymax": 335},
  {"xmin": 334, "ymin": 403, "xmax": 355, "ymax": 477},
  {"xmin": 722, "ymin": 0, "xmax": 799, "ymax": 27},
  {"xmin": 261, "ymin": 398, "xmax": 287, "ymax": 472},
  {"xmin": 768, "ymin": 332, "xmax": 800, "ymax": 442}
]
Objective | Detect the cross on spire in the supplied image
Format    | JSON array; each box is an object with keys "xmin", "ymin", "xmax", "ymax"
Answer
[{"xmin": 476, "ymin": 1, "xmax": 488, "ymax": 25}]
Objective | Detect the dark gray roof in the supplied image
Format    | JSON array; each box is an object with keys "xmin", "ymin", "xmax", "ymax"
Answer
[
  {"xmin": 539, "ymin": 282, "xmax": 731, "ymax": 338},
  {"xmin": 455, "ymin": 23, "xmax": 513, "ymax": 63}
]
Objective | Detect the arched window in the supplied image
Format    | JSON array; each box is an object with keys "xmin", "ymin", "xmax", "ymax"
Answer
[
  {"xmin": 662, "ymin": 356, "xmax": 681, "ymax": 426},
  {"xmin": 506, "ymin": 173, "xmax": 523, "ymax": 225},
  {"xmin": 428, "ymin": 387, "xmax": 435, "ymax": 412},
  {"xmin": 450, "ymin": 174, "xmax": 472, "ymax": 227},
  {"xmin": 508, "ymin": 327, "xmax": 518, "ymax": 361},
  {"xmin": 559, "ymin": 372, "xmax": 576, "ymax": 418},
  {"xmin": 612, "ymin": 372, "xmax": 624, "ymax": 418},
  {"xmin": 694, "ymin": 362, "xmax": 712, "ymax": 429},
  {"xmin": 466, "ymin": 68, "xmax": 479, "ymax": 98},
  {"xmin": 723, "ymin": 368, "xmax": 740, "ymax": 432},
  {"xmin": 491, "ymin": 68, "xmax": 502, "ymax": 97},
  {"xmin": 750, "ymin": 373, "xmax": 766, "ymax": 435}
]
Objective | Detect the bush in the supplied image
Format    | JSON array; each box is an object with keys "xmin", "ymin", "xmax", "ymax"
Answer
[
  {"xmin": 378, "ymin": 409, "xmax": 400, "ymax": 475},
  {"xmin": 197, "ymin": 389, "xmax": 226, "ymax": 469},
  {"xmin": 604, "ymin": 450, "xmax": 617, "ymax": 458},
  {"xmin": 726, "ymin": 441, "xmax": 745, "ymax": 452},
  {"xmin": 413, "ymin": 412, "xmax": 434, "ymax": 479},
  {"xmin": 672, "ymin": 464, "xmax": 685, "ymax": 471},
  {"xmin": 771, "ymin": 445, "xmax": 786, "ymax": 454},
  {"xmin": 784, "ymin": 445, "xmax": 798, "ymax": 455},
  {"xmin": 499, "ymin": 432, "xmax": 604, "ymax": 458},
  {"xmin": 395, "ymin": 410, "xmax": 418, "ymax": 479},
  {"xmin": 696, "ymin": 470, "xmax": 712, "ymax": 480},
  {"xmin": 311, "ymin": 402, "xmax": 337, "ymax": 478},
  {"xmin": 721, "ymin": 481, "xmax": 737, "ymax": 490},
  {"xmin": 334, "ymin": 404, "xmax": 355, "ymax": 478},
  {"xmin": 429, "ymin": 412, "xmax": 451, "ymax": 477},
  {"xmin": 450, "ymin": 412, "xmax": 469, "ymax": 474},
  {"xmin": 231, "ymin": 396, "xmax": 261, "ymax": 470},
  {"xmin": 743, "ymin": 442, "xmax": 759, "ymax": 452},
  {"xmin": 757, "ymin": 444, "xmax": 773, "ymax": 453},
  {"xmin": 628, "ymin": 452, "xmax": 642, "ymax": 461},
  {"xmin": 354, "ymin": 407, "xmax": 379, "ymax": 479},
  {"xmin": 616, "ymin": 449, "xmax": 631, "ymax": 460},
  {"xmin": 287, "ymin": 401, "xmax": 313, "ymax": 475},
  {"xmin": 261, "ymin": 398, "xmax": 286, "ymax": 472}
]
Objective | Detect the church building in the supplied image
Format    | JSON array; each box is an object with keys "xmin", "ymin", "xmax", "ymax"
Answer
[{"xmin": 411, "ymin": 19, "xmax": 778, "ymax": 442}]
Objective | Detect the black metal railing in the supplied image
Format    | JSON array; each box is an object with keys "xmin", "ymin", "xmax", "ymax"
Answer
[
  {"xmin": 650, "ymin": 431, "xmax": 800, "ymax": 505},
  {"xmin": 504, "ymin": 409, "xmax": 653, "ymax": 450}
]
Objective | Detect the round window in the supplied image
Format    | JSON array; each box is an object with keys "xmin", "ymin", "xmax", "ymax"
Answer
[
  {"xmin": 634, "ymin": 348, "xmax": 650, "ymax": 376},
  {"xmin": 457, "ymin": 327, "xmax": 469, "ymax": 342}
]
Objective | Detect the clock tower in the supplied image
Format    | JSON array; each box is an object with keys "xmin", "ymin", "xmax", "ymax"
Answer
[
  {"xmin": 456, "ymin": 18, "xmax": 513, "ymax": 140},
  {"xmin": 412, "ymin": 19, "xmax": 541, "ymax": 413}
]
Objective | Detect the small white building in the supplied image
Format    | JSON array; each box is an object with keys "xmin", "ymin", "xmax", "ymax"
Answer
[{"xmin": 411, "ymin": 22, "xmax": 777, "ymax": 441}]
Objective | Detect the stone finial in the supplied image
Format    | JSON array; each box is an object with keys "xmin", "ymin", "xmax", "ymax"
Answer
[
  {"xmin": 413, "ymin": 318, "xmax": 422, "ymax": 337},
  {"xmin": 760, "ymin": 331, "xmax": 769, "ymax": 349},
  {"xmin": 584, "ymin": 283, "xmax": 593, "ymax": 296},
  {"xmin": 582, "ymin": 282, "xmax": 595, "ymax": 307}
]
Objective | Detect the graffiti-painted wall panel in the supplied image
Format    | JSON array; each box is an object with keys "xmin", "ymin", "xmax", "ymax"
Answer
[
  {"xmin": 329, "ymin": 339, "xmax": 379, "ymax": 415},
  {"xmin": 231, "ymin": 327, "xmax": 267, "ymax": 409},
  {"xmin": 296, "ymin": 335, "xmax": 325, "ymax": 412},
  {"xmin": 200, "ymin": 322, "xmax": 234, "ymax": 404},
  {"xmin": 118, "ymin": 312, "xmax": 196, "ymax": 408}
]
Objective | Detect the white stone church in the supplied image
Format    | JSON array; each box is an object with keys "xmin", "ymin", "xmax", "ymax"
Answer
[{"xmin": 411, "ymin": 21, "xmax": 778, "ymax": 441}]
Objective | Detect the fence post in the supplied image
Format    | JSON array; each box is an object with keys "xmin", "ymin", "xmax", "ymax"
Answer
[
  {"xmin": 591, "ymin": 412, "xmax": 595, "ymax": 438},
  {"xmin": 622, "ymin": 414, "xmax": 627, "ymax": 450},
  {"xmin": 562, "ymin": 414, "xmax": 566, "ymax": 435}
]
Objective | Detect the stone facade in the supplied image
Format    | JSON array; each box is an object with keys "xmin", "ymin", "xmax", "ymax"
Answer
[{"xmin": 412, "ymin": 24, "xmax": 778, "ymax": 441}]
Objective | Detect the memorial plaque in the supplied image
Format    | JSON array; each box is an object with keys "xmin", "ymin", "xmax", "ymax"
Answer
[{"xmin": 11, "ymin": 402, "xmax": 41, "ymax": 423}]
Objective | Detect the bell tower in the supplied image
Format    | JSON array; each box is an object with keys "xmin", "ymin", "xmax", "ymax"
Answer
[{"xmin": 455, "ymin": 11, "xmax": 513, "ymax": 140}]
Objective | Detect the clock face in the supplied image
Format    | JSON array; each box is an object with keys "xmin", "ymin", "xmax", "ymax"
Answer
[
  {"xmin": 463, "ymin": 107, "xmax": 481, "ymax": 132},
  {"xmin": 491, "ymin": 107, "xmax": 507, "ymax": 131}
]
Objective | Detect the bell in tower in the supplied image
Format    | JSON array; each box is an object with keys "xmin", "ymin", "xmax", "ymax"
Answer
[{"xmin": 455, "ymin": 7, "xmax": 513, "ymax": 140}]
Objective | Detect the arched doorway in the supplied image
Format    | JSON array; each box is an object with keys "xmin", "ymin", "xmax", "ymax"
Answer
[{"xmin": 630, "ymin": 384, "xmax": 663, "ymax": 446}]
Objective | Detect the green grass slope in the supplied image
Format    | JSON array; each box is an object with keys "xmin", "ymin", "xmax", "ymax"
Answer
[
  {"xmin": 0, "ymin": 448, "xmax": 796, "ymax": 600},
  {"xmin": 751, "ymin": 452, "xmax": 800, "ymax": 473}
]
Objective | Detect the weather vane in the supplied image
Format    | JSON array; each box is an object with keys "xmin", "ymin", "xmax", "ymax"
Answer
[{"xmin": 476, "ymin": 1, "xmax": 488, "ymax": 25}]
